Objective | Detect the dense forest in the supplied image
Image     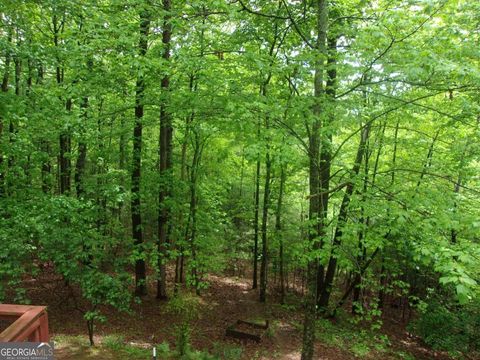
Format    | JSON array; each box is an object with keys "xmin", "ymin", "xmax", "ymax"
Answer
[{"xmin": 1, "ymin": 0, "xmax": 479, "ymax": 359}]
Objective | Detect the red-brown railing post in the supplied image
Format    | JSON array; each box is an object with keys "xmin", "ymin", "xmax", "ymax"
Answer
[{"xmin": 39, "ymin": 311, "xmax": 49, "ymax": 342}]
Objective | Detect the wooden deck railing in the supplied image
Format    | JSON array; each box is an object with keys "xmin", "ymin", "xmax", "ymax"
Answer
[{"xmin": 0, "ymin": 304, "xmax": 49, "ymax": 342}]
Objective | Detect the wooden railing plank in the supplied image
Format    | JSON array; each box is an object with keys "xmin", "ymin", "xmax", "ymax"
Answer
[
  {"xmin": 15, "ymin": 319, "xmax": 41, "ymax": 342},
  {"xmin": 0, "ymin": 305, "xmax": 34, "ymax": 317},
  {"xmin": 0, "ymin": 305, "xmax": 49, "ymax": 342}
]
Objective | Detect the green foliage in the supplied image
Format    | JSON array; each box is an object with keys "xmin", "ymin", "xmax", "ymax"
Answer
[
  {"xmin": 175, "ymin": 321, "xmax": 191, "ymax": 357},
  {"xmin": 411, "ymin": 300, "xmax": 480, "ymax": 355},
  {"xmin": 0, "ymin": 195, "xmax": 132, "ymax": 342},
  {"xmin": 211, "ymin": 343, "xmax": 243, "ymax": 360},
  {"xmin": 102, "ymin": 335, "xmax": 154, "ymax": 359},
  {"xmin": 167, "ymin": 294, "xmax": 202, "ymax": 357},
  {"xmin": 167, "ymin": 293, "xmax": 202, "ymax": 323},
  {"xmin": 53, "ymin": 334, "xmax": 152, "ymax": 359},
  {"xmin": 315, "ymin": 314, "xmax": 392, "ymax": 358},
  {"xmin": 1, "ymin": 0, "xmax": 480, "ymax": 358},
  {"xmin": 101, "ymin": 335, "xmax": 238, "ymax": 360},
  {"xmin": 350, "ymin": 295, "xmax": 383, "ymax": 332}
]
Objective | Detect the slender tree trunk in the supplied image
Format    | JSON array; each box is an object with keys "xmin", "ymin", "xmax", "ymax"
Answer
[
  {"xmin": 6, "ymin": 51, "xmax": 22, "ymax": 190},
  {"xmin": 188, "ymin": 131, "xmax": 203, "ymax": 294},
  {"xmin": 252, "ymin": 135, "xmax": 261, "ymax": 289},
  {"xmin": 0, "ymin": 30, "xmax": 12, "ymax": 197},
  {"xmin": 96, "ymin": 109, "xmax": 108, "ymax": 234},
  {"xmin": 335, "ymin": 247, "xmax": 380, "ymax": 311},
  {"xmin": 26, "ymin": 58, "xmax": 32, "ymax": 96},
  {"xmin": 414, "ymin": 129, "xmax": 440, "ymax": 192},
  {"xmin": 75, "ymin": 96, "xmax": 88, "ymax": 198},
  {"xmin": 174, "ymin": 75, "xmax": 195, "ymax": 292},
  {"xmin": 259, "ymin": 143, "xmax": 271, "ymax": 303},
  {"xmin": 252, "ymin": 3, "xmax": 281, "ymax": 292},
  {"xmin": 33, "ymin": 64, "xmax": 51, "ymax": 194},
  {"xmin": 179, "ymin": 251, "xmax": 185, "ymax": 284},
  {"xmin": 316, "ymin": 34, "xmax": 337, "ymax": 303},
  {"xmin": 52, "ymin": 13, "xmax": 72, "ymax": 196},
  {"xmin": 276, "ymin": 166, "xmax": 286, "ymax": 304},
  {"xmin": 350, "ymin": 123, "xmax": 385, "ymax": 314},
  {"xmin": 301, "ymin": 0, "xmax": 328, "ymax": 358},
  {"xmin": 317, "ymin": 122, "xmax": 371, "ymax": 311},
  {"xmin": 258, "ymin": 59, "xmax": 277, "ymax": 301},
  {"xmin": 91, "ymin": 104, "xmax": 107, "ymax": 238},
  {"xmin": 239, "ymin": 147, "xmax": 245, "ymax": 197},
  {"xmin": 41, "ymin": 141, "xmax": 51, "ymax": 194},
  {"xmin": 117, "ymin": 112, "xmax": 127, "ymax": 218},
  {"xmin": 74, "ymin": 54, "xmax": 92, "ymax": 198},
  {"xmin": 131, "ymin": 8, "xmax": 150, "ymax": 296},
  {"xmin": 352, "ymin": 127, "xmax": 372, "ymax": 314},
  {"xmin": 59, "ymin": 115, "xmax": 71, "ymax": 195},
  {"xmin": 450, "ymin": 120, "xmax": 476, "ymax": 244},
  {"xmin": 7, "ymin": 49, "xmax": 22, "ymax": 183},
  {"xmin": 379, "ymin": 120, "xmax": 399, "ymax": 308},
  {"xmin": 256, "ymin": 24, "xmax": 280, "ymax": 297},
  {"xmin": 351, "ymin": 243, "xmax": 367, "ymax": 314},
  {"xmin": 157, "ymin": 0, "xmax": 172, "ymax": 300}
]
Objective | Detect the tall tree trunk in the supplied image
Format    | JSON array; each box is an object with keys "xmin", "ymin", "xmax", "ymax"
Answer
[
  {"xmin": 0, "ymin": 29, "xmax": 12, "ymax": 197},
  {"xmin": 174, "ymin": 75, "xmax": 195, "ymax": 292},
  {"xmin": 414, "ymin": 129, "xmax": 440, "ymax": 193},
  {"xmin": 188, "ymin": 130, "xmax": 204, "ymax": 294},
  {"xmin": 131, "ymin": 8, "xmax": 150, "ymax": 296},
  {"xmin": 157, "ymin": 0, "xmax": 172, "ymax": 300},
  {"xmin": 7, "ymin": 51, "xmax": 21, "ymax": 189},
  {"xmin": 258, "ymin": 53, "xmax": 276, "ymax": 301},
  {"xmin": 317, "ymin": 121, "xmax": 371, "ymax": 311},
  {"xmin": 350, "ymin": 123, "xmax": 385, "ymax": 314},
  {"xmin": 52, "ymin": 13, "xmax": 71, "ymax": 196},
  {"xmin": 26, "ymin": 58, "xmax": 33, "ymax": 96},
  {"xmin": 75, "ymin": 96, "xmax": 88, "ymax": 198},
  {"xmin": 255, "ymin": 12, "xmax": 284, "ymax": 296},
  {"xmin": 335, "ymin": 247, "xmax": 380, "ymax": 312},
  {"xmin": 252, "ymin": 132, "xmax": 261, "ymax": 289},
  {"xmin": 34, "ymin": 64, "xmax": 51, "ymax": 194},
  {"xmin": 379, "ymin": 120, "xmax": 399, "ymax": 309},
  {"xmin": 41, "ymin": 141, "xmax": 52, "ymax": 194},
  {"xmin": 316, "ymin": 34, "xmax": 337, "ymax": 303},
  {"xmin": 259, "ymin": 142, "xmax": 271, "ymax": 303},
  {"xmin": 59, "ymin": 106, "xmax": 71, "ymax": 195},
  {"xmin": 117, "ymin": 112, "xmax": 127, "ymax": 217},
  {"xmin": 301, "ymin": 0, "xmax": 328, "ymax": 358},
  {"xmin": 351, "ymin": 124, "xmax": 372, "ymax": 314},
  {"xmin": 276, "ymin": 166, "xmax": 286, "ymax": 304},
  {"xmin": 74, "ymin": 54, "xmax": 92, "ymax": 199},
  {"xmin": 450, "ymin": 117, "xmax": 476, "ymax": 244}
]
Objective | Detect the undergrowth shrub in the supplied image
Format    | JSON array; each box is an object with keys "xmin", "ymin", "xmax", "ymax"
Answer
[
  {"xmin": 411, "ymin": 300, "xmax": 480, "ymax": 356},
  {"xmin": 167, "ymin": 293, "xmax": 202, "ymax": 358},
  {"xmin": 0, "ymin": 195, "xmax": 133, "ymax": 345}
]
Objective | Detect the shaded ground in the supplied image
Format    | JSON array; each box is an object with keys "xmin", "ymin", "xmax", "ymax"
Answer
[
  {"xmin": 54, "ymin": 338, "xmax": 118, "ymax": 360},
  {"xmin": 14, "ymin": 270, "xmax": 455, "ymax": 359}
]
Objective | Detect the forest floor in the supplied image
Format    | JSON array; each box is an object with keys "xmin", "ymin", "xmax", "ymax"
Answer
[{"xmin": 18, "ymin": 269, "xmax": 454, "ymax": 360}]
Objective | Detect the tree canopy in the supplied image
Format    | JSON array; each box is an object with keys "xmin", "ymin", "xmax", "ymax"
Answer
[{"xmin": 1, "ymin": 0, "xmax": 479, "ymax": 358}]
